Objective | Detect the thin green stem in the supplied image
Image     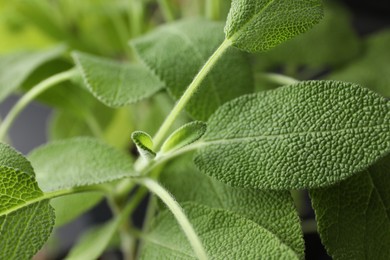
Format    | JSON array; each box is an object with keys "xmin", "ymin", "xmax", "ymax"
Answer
[
  {"xmin": 0, "ymin": 68, "xmax": 78, "ymax": 142},
  {"xmin": 137, "ymin": 178, "xmax": 208, "ymax": 260},
  {"xmin": 206, "ymin": 0, "xmax": 221, "ymax": 20},
  {"xmin": 302, "ymin": 219, "xmax": 318, "ymax": 234},
  {"xmin": 128, "ymin": 0, "xmax": 145, "ymax": 38},
  {"xmin": 256, "ymin": 72, "xmax": 299, "ymax": 86},
  {"xmin": 157, "ymin": 0, "xmax": 176, "ymax": 22},
  {"xmin": 152, "ymin": 39, "xmax": 231, "ymax": 149}
]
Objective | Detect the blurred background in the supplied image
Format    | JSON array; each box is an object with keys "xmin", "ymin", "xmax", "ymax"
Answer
[{"xmin": 0, "ymin": 0, "xmax": 389, "ymax": 259}]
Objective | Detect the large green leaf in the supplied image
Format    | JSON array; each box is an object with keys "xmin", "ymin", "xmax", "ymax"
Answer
[
  {"xmin": 131, "ymin": 18, "xmax": 253, "ymax": 120},
  {"xmin": 72, "ymin": 51, "xmax": 164, "ymax": 107},
  {"xmin": 224, "ymin": 0, "xmax": 323, "ymax": 52},
  {"xmin": 0, "ymin": 143, "xmax": 55, "ymax": 259},
  {"xmin": 0, "ymin": 45, "xmax": 65, "ymax": 102},
  {"xmin": 160, "ymin": 154, "xmax": 304, "ymax": 257},
  {"xmin": 310, "ymin": 156, "xmax": 390, "ymax": 259},
  {"xmin": 329, "ymin": 29, "xmax": 390, "ymax": 97},
  {"xmin": 28, "ymin": 137, "xmax": 135, "ymax": 192},
  {"xmin": 195, "ymin": 80, "xmax": 390, "ymax": 189},
  {"xmin": 141, "ymin": 202, "xmax": 299, "ymax": 259}
]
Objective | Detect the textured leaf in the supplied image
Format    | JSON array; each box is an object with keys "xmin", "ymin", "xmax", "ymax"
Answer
[
  {"xmin": 141, "ymin": 202, "xmax": 299, "ymax": 259},
  {"xmin": 256, "ymin": 1, "xmax": 360, "ymax": 69},
  {"xmin": 51, "ymin": 192, "xmax": 103, "ymax": 227},
  {"xmin": 224, "ymin": 0, "xmax": 323, "ymax": 52},
  {"xmin": 329, "ymin": 29, "xmax": 390, "ymax": 97},
  {"xmin": 28, "ymin": 137, "xmax": 135, "ymax": 192},
  {"xmin": 66, "ymin": 220, "xmax": 118, "ymax": 260},
  {"xmin": 195, "ymin": 80, "xmax": 390, "ymax": 189},
  {"xmin": 0, "ymin": 45, "xmax": 65, "ymax": 102},
  {"xmin": 131, "ymin": 18, "xmax": 253, "ymax": 120},
  {"xmin": 72, "ymin": 51, "xmax": 164, "ymax": 107},
  {"xmin": 131, "ymin": 131, "xmax": 156, "ymax": 159},
  {"xmin": 310, "ymin": 156, "xmax": 390, "ymax": 259},
  {"xmin": 161, "ymin": 122, "xmax": 207, "ymax": 153},
  {"xmin": 0, "ymin": 143, "xmax": 55, "ymax": 259},
  {"xmin": 160, "ymin": 154, "xmax": 304, "ymax": 257}
]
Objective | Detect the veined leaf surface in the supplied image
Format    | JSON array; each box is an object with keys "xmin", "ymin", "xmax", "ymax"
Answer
[{"xmin": 195, "ymin": 81, "xmax": 390, "ymax": 189}]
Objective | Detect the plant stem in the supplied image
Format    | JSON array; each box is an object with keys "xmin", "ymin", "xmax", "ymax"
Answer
[
  {"xmin": 128, "ymin": 0, "xmax": 144, "ymax": 38},
  {"xmin": 302, "ymin": 219, "xmax": 318, "ymax": 234},
  {"xmin": 157, "ymin": 0, "xmax": 176, "ymax": 22},
  {"xmin": 206, "ymin": 0, "xmax": 221, "ymax": 20},
  {"xmin": 0, "ymin": 68, "xmax": 78, "ymax": 142},
  {"xmin": 152, "ymin": 39, "xmax": 231, "ymax": 149},
  {"xmin": 137, "ymin": 178, "xmax": 208, "ymax": 260},
  {"xmin": 257, "ymin": 72, "xmax": 299, "ymax": 86}
]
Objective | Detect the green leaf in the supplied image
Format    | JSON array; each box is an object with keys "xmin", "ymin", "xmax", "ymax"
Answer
[
  {"xmin": 224, "ymin": 0, "xmax": 323, "ymax": 53},
  {"xmin": 131, "ymin": 131, "xmax": 156, "ymax": 160},
  {"xmin": 141, "ymin": 202, "xmax": 300, "ymax": 259},
  {"xmin": 28, "ymin": 137, "xmax": 136, "ymax": 192},
  {"xmin": 161, "ymin": 121, "xmax": 207, "ymax": 153},
  {"xmin": 72, "ymin": 51, "xmax": 164, "ymax": 107},
  {"xmin": 256, "ymin": 1, "xmax": 361, "ymax": 69},
  {"xmin": 0, "ymin": 143, "xmax": 55, "ymax": 259},
  {"xmin": 195, "ymin": 80, "xmax": 390, "ymax": 189},
  {"xmin": 0, "ymin": 45, "xmax": 65, "ymax": 102},
  {"xmin": 310, "ymin": 156, "xmax": 390, "ymax": 259},
  {"xmin": 160, "ymin": 154, "xmax": 304, "ymax": 257},
  {"xmin": 329, "ymin": 29, "xmax": 390, "ymax": 97},
  {"xmin": 131, "ymin": 18, "xmax": 253, "ymax": 120},
  {"xmin": 66, "ymin": 220, "xmax": 118, "ymax": 260},
  {"xmin": 51, "ymin": 192, "xmax": 103, "ymax": 227}
]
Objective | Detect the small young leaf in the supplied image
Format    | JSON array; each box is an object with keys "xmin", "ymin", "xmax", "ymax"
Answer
[
  {"xmin": 310, "ymin": 156, "xmax": 390, "ymax": 259},
  {"xmin": 195, "ymin": 81, "xmax": 390, "ymax": 190},
  {"xmin": 0, "ymin": 45, "xmax": 65, "ymax": 102},
  {"xmin": 72, "ymin": 51, "xmax": 164, "ymax": 107},
  {"xmin": 66, "ymin": 220, "xmax": 119, "ymax": 260},
  {"xmin": 131, "ymin": 18, "xmax": 253, "ymax": 120},
  {"xmin": 225, "ymin": 0, "xmax": 324, "ymax": 52},
  {"xmin": 160, "ymin": 154, "xmax": 304, "ymax": 257},
  {"xmin": 160, "ymin": 121, "xmax": 207, "ymax": 153},
  {"xmin": 329, "ymin": 29, "xmax": 390, "ymax": 97},
  {"xmin": 131, "ymin": 131, "xmax": 156, "ymax": 160},
  {"xmin": 141, "ymin": 202, "xmax": 300, "ymax": 259},
  {"xmin": 28, "ymin": 137, "xmax": 136, "ymax": 192},
  {"xmin": 0, "ymin": 143, "xmax": 55, "ymax": 259}
]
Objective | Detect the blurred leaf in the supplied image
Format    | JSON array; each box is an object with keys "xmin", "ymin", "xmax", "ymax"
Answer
[
  {"xmin": 29, "ymin": 137, "xmax": 135, "ymax": 192},
  {"xmin": 72, "ymin": 51, "xmax": 164, "ymax": 107},
  {"xmin": 0, "ymin": 45, "xmax": 65, "ymax": 102},
  {"xmin": 131, "ymin": 18, "xmax": 253, "ymax": 120},
  {"xmin": 329, "ymin": 29, "xmax": 390, "ymax": 97}
]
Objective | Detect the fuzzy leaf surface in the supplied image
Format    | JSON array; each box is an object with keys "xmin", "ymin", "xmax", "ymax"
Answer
[
  {"xmin": 72, "ymin": 51, "xmax": 164, "ymax": 107},
  {"xmin": 141, "ymin": 202, "xmax": 299, "ymax": 259},
  {"xmin": 310, "ymin": 157, "xmax": 390, "ymax": 259},
  {"xmin": 131, "ymin": 18, "xmax": 253, "ymax": 120},
  {"xmin": 0, "ymin": 45, "xmax": 65, "ymax": 102},
  {"xmin": 195, "ymin": 80, "xmax": 390, "ymax": 189},
  {"xmin": 160, "ymin": 154, "xmax": 304, "ymax": 257},
  {"xmin": 28, "ymin": 137, "xmax": 135, "ymax": 192},
  {"xmin": 225, "ymin": 0, "xmax": 323, "ymax": 52},
  {"xmin": 131, "ymin": 131, "xmax": 156, "ymax": 159},
  {"xmin": 0, "ymin": 143, "xmax": 55, "ymax": 259}
]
